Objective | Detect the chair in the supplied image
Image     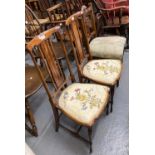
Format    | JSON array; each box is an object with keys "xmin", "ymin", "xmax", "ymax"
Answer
[
  {"xmin": 25, "ymin": 4, "xmax": 50, "ymax": 42},
  {"xmin": 65, "ymin": 11, "xmax": 122, "ymax": 113},
  {"xmin": 26, "ymin": 27, "xmax": 110, "ymax": 153},
  {"xmin": 82, "ymin": 3, "xmax": 126, "ymax": 60},
  {"xmin": 25, "ymin": 65, "xmax": 48, "ymax": 136},
  {"xmin": 93, "ymin": 0, "xmax": 129, "ymax": 41},
  {"xmin": 26, "ymin": 0, "xmax": 51, "ymax": 18}
]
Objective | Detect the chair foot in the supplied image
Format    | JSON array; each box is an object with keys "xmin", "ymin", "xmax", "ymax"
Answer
[
  {"xmin": 106, "ymin": 103, "xmax": 109, "ymax": 115},
  {"xmin": 110, "ymin": 87, "xmax": 115, "ymax": 113},
  {"xmin": 117, "ymin": 80, "xmax": 119, "ymax": 87},
  {"xmin": 88, "ymin": 128, "xmax": 92, "ymax": 153}
]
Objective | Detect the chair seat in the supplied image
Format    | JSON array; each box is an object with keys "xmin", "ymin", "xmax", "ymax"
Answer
[
  {"xmin": 59, "ymin": 83, "xmax": 109, "ymax": 126},
  {"xmin": 83, "ymin": 59, "xmax": 122, "ymax": 86},
  {"xmin": 89, "ymin": 36, "xmax": 126, "ymax": 59}
]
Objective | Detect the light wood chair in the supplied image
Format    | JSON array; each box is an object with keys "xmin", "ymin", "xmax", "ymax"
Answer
[
  {"xmin": 26, "ymin": 27, "xmax": 110, "ymax": 153},
  {"xmin": 81, "ymin": 3, "xmax": 126, "ymax": 60},
  {"xmin": 65, "ymin": 11, "xmax": 123, "ymax": 113}
]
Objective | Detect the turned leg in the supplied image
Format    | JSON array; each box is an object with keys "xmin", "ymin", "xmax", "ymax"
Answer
[
  {"xmin": 25, "ymin": 98, "xmax": 38, "ymax": 137},
  {"xmin": 110, "ymin": 86, "xmax": 115, "ymax": 113},
  {"xmin": 88, "ymin": 127, "xmax": 92, "ymax": 153}
]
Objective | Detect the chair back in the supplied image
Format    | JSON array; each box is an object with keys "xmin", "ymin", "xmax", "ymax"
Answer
[
  {"xmin": 81, "ymin": 3, "xmax": 97, "ymax": 41},
  {"xmin": 25, "ymin": 4, "xmax": 42, "ymax": 41},
  {"xmin": 47, "ymin": 2, "xmax": 70, "ymax": 26},
  {"xmin": 26, "ymin": 27, "xmax": 75, "ymax": 103},
  {"xmin": 65, "ymin": 0, "xmax": 83, "ymax": 14},
  {"xmin": 94, "ymin": 0, "xmax": 129, "ymax": 27},
  {"xmin": 66, "ymin": 11, "xmax": 92, "ymax": 76}
]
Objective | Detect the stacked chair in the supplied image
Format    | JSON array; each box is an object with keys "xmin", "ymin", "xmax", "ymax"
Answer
[
  {"xmin": 93, "ymin": 0, "xmax": 129, "ymax": 47},
  {"xmin": 25, "ymin": 1, "xmax": 128, "ymax": 153}
]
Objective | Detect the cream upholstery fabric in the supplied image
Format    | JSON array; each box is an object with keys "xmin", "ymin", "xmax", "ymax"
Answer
[
  {"xmin": 59, "ymin": 83, "xmax": 109, "ymax": 126},
  {"xmin": 89, "ymin": 36, "xmax": 126, "ymax": 59},
  {"xmin": 83, "ymin": 59, "xmax": 122, "ymax": 85}
]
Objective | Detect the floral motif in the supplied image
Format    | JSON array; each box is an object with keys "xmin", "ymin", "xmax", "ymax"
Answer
[{"xmin": 62, "ymin": 87, "xmax": 103, "ymax": 110}]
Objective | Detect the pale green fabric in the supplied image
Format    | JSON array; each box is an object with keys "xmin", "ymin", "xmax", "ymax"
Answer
[{"xmin": 89, "ymin": 36, "xmax": 126, "ymax": 59}]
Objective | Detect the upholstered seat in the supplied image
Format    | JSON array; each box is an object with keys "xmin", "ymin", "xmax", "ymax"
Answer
[
  {"xmin": 59, "ymin": 83, "xmax": 109, "ymax": 126},
  {"xmin": 83, "ymin": 59, "xmax": 122, "ymax": 86},
  {"xmin": 89, "ymin": 36, "xmax": 126, "ymax": 59}
]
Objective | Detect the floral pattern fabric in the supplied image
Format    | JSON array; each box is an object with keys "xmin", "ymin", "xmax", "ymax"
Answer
[
  {"xmin": 83, "ymin": 59, "xmax": 122, "ymax": 85},
  {"xmin": 59, "ymin": 83, "xmax": 109, "ymax": 126},
  {"xmin": 89, "ymin": 36, "xmax": 126, "ymax": 59}
]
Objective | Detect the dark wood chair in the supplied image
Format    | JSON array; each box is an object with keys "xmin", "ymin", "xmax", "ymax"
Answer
[
  {"xmin": 25, "ymin": 4, "xmax": 50, "ymax": 42},
  {"xmin": 66, "ymin": 11, "xmax": 123, "ymax": 113},
  {"xmin": 93, "ymin": 0, "xmax": 129, "ymax": 38},
  {"xmin": 26, "ymin": 0, "xmax": 51, "ymax": 18},
  {"xmin": 25, "ymin": 65, "xmax": 48, "ymax": 136},
  {"xmin": 26, "ymin": 27, "xmax": 110, "ymax": 153}
]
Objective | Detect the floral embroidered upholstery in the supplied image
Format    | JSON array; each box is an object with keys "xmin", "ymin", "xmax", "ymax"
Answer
[
  {"xmin": 89, "ymin": 36, "xmax": 126, "ymax": 59},
  {"xmin": 83, "ymin": 59, "xmax": 122, "ymax": 85},
  {"xmin": 59, "ymin": 83, "xmax": 109, "ymax": 126}
]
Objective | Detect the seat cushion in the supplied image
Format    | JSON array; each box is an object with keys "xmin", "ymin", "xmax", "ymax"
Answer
[
  {"xmin": 89, "ymin": 36, "xmax": 126, "ymax": 59},
  {"xmin": 59, "ymin": 83, "xmax": 109, "ymax": 126},
  {"xmin": 83, "ymin": 59, "xmax": 122, "ymax": 86}
]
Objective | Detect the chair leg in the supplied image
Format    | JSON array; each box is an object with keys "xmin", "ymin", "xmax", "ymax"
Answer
[
  {"xmin": 88, "ymin": 127, "xmax": 92, "ymax": 153},
  {"xmin": 53, "ymin": 107, "xmax": 59, "ymax": 132},
  {"xmin": 110, "ymin": 86, "xmax": 115, "ymax": 113},
  {"xmin": 106, "ymin": 103, "xmax": 109, "ymax": 115},
  {"xmin": 25, "ymin": 98, "xmax": 38, "ymax": 137},
  {"xmin": 117, "ymin": 80, "xmax": 120, "ymax": 87}
]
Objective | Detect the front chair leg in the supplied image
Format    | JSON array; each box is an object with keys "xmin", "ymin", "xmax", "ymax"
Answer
[
  {"xmin": 88, "ymin": 127, "xmax": 92, "ymax": 153},
  {"xmin": 110, "ymin": 86, "xmax": 115, "ymax": 113}
]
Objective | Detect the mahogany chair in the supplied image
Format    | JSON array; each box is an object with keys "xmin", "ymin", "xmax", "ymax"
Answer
[
  {"xmin": 26, "ymin": 27, "xmax": 110, "ymax": 153},
  {"xmin": 81, "ymin": 3, "xmax": 126, "ymax": 60},
  {"xmin": 93, "ymin": 0, "xmax": 129, "ymax": 40},
  {"xmin": 65, "ymin": 11, "xmax": 123, "ymax": 113},
  {"xmin": 47, "ymin": 1, "xmax": 84, "ymax": 26},
  {"xmin": 47, "ymin": 2, "xmax": 70, "ymax": 27},
  {"xmin": 26, "ymin": 0, "xmax": 51, "ymax": 18},
  {"xmin": 25, "ymin": 65, "xmax": 48, "ymax": 136}
]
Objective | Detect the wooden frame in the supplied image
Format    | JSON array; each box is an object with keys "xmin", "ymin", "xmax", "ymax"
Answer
[{"xmin": 26, "ymin": 27, "xmax": 110, "ymax": 153}]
